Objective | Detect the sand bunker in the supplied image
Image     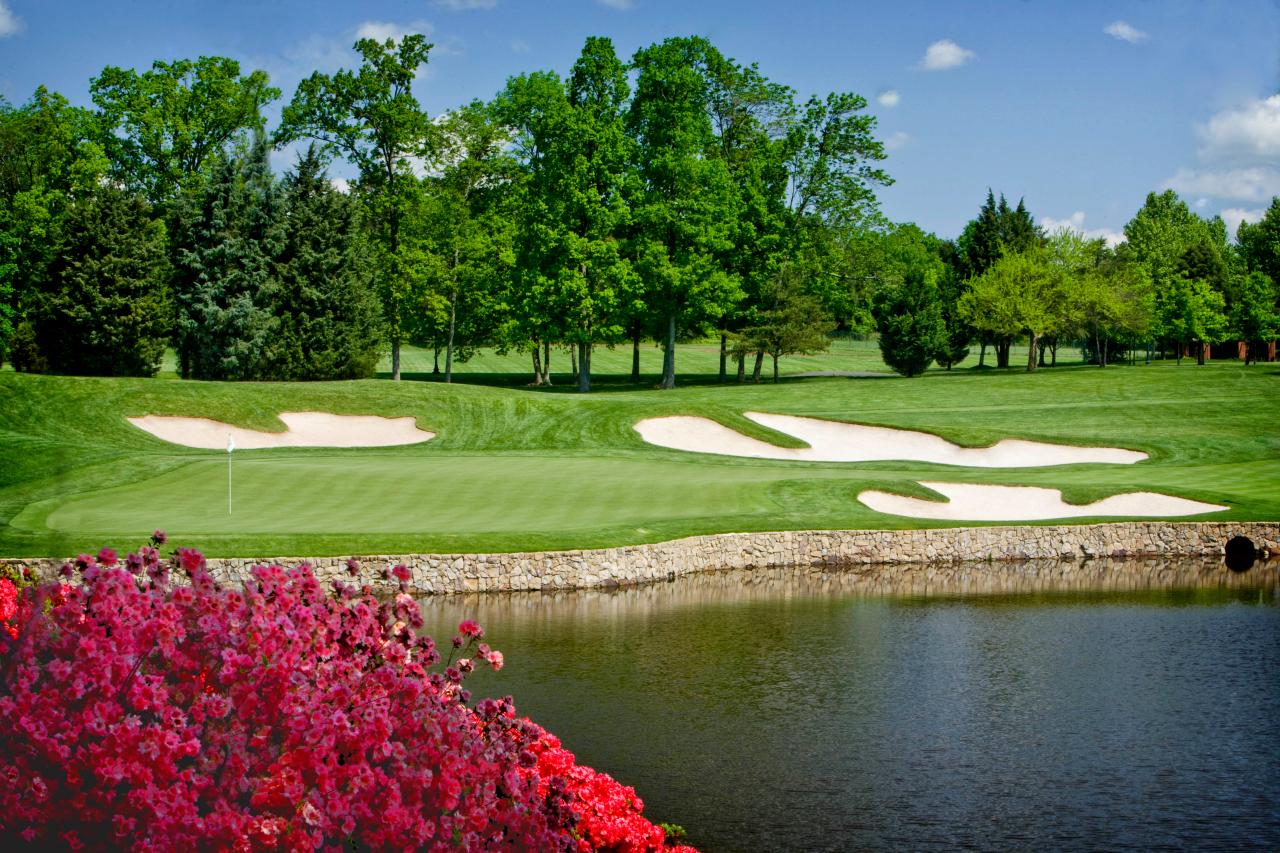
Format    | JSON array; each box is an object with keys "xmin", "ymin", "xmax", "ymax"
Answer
[
  {"xmin": 127, "ymin": 412, "xmax": 434, "ymax": 449},
  {"xmin": 857, "ymin": 481, "xmax": 1226, "ymax": 521},
  {"xmin": 634, "ymin": 412, "xmax": 1146, "ymax": 467}
]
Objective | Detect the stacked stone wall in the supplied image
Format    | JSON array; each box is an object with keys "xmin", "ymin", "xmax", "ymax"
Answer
[{"xmin": 5, "ymin": 522, "xmax": 1277, "ymax": 595}]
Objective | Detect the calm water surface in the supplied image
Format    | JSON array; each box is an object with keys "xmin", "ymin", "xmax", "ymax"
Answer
[{"xmin": 423, "ymin": 560, "xmax": 1280, "ymax": 852}]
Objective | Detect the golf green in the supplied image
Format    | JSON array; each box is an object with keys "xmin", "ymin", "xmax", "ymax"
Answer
[{"xmin": 2, "ymin": 354, "xmax": 1277, "ymax": 556}]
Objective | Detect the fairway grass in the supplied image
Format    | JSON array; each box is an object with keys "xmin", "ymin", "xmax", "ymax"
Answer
[{"xmin": 1, "ymin": 358, "xmax": 1278, "ymax": 557}]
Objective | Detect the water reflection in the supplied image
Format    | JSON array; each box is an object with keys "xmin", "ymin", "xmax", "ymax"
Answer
[
  {"xmin": 416, "ymin": 560, "xmax": 1280, "ymax": 852},
  {"xmin": 425, "ymin": 557, "xmax": 1278, "ymax": 623}
]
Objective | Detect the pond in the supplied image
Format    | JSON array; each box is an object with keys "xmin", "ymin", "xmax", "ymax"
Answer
[{"xmin": 422, "ymin": 559, "xmax": 1280, "ymax": 852}]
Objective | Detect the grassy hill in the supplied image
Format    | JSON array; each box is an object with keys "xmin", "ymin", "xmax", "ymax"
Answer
[{"xmin": 2, "ymin": 349, "xmax": 1277, "ymax": 557}]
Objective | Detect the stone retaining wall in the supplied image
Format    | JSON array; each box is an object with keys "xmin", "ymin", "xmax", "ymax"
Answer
[{"xmin": 5, "ymin": 521, "xmax": 1277, "ymax": 595}]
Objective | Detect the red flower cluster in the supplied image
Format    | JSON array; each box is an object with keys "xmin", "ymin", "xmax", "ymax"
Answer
[
  {"xmin": 519, "ymin": 725, "xmax": 698, "ymax": 853},
  {"xmin": 0, "ymin": 578, "xmax": 18, "ymax": 640},
  {"xmin": 0, "ymin": 544, "xmax": 698, "ymax": 852}
]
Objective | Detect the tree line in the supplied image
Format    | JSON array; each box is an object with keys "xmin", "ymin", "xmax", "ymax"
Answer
[{"xmin": 2, "ymin": 36, "xmax": 1277, "ymax": 388}]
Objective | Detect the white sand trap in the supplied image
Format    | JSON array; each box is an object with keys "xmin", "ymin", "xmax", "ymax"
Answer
[
  {"xmin": 858, "ymin": 481, "xmax": 1226, "ymax": 521},
  {"xmin": 634, "ymin": 411, "xmax": 1147, "ymax": 467},
  {"xmin": 127, "ymin": 412, "xmax": 434, "ymax": 449}
]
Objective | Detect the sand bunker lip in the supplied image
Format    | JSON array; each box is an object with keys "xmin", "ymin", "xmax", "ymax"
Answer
[
  {"xmin": 634, "ymin": 411, "xmax": 1147, "ymax": 467},
  {"xmin": 127, "ymin": 412, "xmax": 434, "ymax": 449},
  {"xmin": 857, "ymin": 481, "xmax": 1226, "ymax": 521}
]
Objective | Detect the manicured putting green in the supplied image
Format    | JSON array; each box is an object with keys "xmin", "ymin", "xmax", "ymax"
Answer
[{"xmin": 17, "ymin": 457, "xmax": 867, "ymax": 536}]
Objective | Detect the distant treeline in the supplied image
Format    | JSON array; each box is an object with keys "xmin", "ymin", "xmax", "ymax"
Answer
[{"xmin": 2, "ymin": 37, "xmax": 1277, "ymax": 387}]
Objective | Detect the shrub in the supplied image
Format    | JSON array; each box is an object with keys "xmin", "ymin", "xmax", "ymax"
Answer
[
  {"xmin": 0, "ymin": 541, "xmax": 696, "ymax": 851},
  {"xmin": 872, "ymin": 269, "xmax": 945, "ymax": 377}
]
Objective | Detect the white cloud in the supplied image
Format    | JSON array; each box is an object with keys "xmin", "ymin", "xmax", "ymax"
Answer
[
  {"xmin": 1197, "ymin": 95, "xmax": 1280, "ymax": 163},
  {"xmin": 877, "ymin": 89, "xmax": 900, "ymax": 108},
  {"xmin": 884, "ymin": 131, "xmax": 911, "ymax": 151},
  {"xmin": 0, "ymin": 1, "xmax": 23, "ymax": 38},
  {"xmin": 432, "ymin": 0, "xmax": 497, "ymax": 9},
  {"xmin": 1162, "ymin": 166, "xmax": 1280, "ymax": 202},
  {"xmin": 1220, "ymin": 207, "xmax": 1265, "ymax": 238},
  {"xmin": 511, "ymin": 38, "xmax": 531, "ymax": 54},
  {"xmin": 596, "ymin": 0, "xmax": 634, "ymax": 9},
  {"xmin": 1040, "ymin": 211, "xmax": 1126, "ymax": 247},
  {"xmin": 355, "ymin": 20, "xmax": 435, "ymax": 43},
  {"xmin": 1104, "ymin": 21, "xmax": 1148, "ymax": 43},
  {"xmin": 917, "ymin": 40, "xmax": 974, "ymax": 71}
]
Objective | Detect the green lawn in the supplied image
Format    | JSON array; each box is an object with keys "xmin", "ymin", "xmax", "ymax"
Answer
[{"xmin": 1, "ymin": 350, "xmax": 1277, "ymax": 557}]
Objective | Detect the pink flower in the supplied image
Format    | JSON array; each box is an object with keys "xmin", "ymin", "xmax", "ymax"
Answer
[
  {"xmin": 391, "ymin": 564, "xmax": 411, "ymax": 582},
  {"xmin": 0, "ymin": 539, "xmax": 691, "ymax": 853},
  {"xmin": 0, "ymin": 578, "xmax": 17, "ymax": 624},
  {"xmin": 175, "ymin": 547, "xmax": 203, "ymax": 574},
  {"xmin": 96, "ymin": 548, "xmax": 118, "ymax": 567},
  {"xmin": 151, "ymin": 529, "xmax": 167, "ymax": 546},
  {"xmin": 458, "ymin": 619, "xmax": 483, "ymax": 639}
]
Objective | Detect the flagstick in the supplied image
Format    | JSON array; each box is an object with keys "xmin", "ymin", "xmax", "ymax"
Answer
[{"xmin": 227, "ymin": 433, "xmax": 234, "ymax": 516}]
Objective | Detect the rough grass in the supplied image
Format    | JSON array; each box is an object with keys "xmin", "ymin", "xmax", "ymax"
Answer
[{"xmin": 1, "ymin": 350, "xmax": 1277, "ymax": 557}]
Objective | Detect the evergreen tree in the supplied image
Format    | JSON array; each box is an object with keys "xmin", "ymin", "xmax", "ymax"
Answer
[
  {"xmin": 30, "ymin": 184, "xmax": 170, "ymax": 376},
  {"xmin": 275, "ymin": 35, "xmax": 434, "ymax": 381},
  {"xmin": 934, "ymin": 253, "xmax": 972, "ymax": 369},
  {"xmin": 954, "ymin": 190, "xmax": 1045, "ymax": 366},
  {"xmin": 872, "ymin": 268, "xmax": 945, "ymax": 377},
  {"xmin": 170, "ymin": 135, "xmax": 282, "ymax": 380},
  {"xmin": 263, "ymin": 146, "xmax": 382, "ymax": 380}
]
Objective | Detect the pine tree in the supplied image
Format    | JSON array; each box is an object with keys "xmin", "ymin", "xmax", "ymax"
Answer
[
  {"xmin": 32, "ymin": 184, "xmax": 170, "ymax": 375},
  {"xmin": 170, "ymin": 135, "xmax": 282, "ymax": 380},
  {"xmin": 263, "ymin": 146, "xmax": 382, "ymax": 380},
  {"xmin": 873, "ymin": 268, "xmax": 945, "ymax": 377}
]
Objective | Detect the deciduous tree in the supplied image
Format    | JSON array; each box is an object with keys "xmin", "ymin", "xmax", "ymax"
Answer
[{"xmin": 91, "ymin": 57, "xmax": 279, "ymax": 205}]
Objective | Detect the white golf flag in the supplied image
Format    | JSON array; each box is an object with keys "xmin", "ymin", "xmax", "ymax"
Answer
[{"xmin": 227, "ymin": 433, "xmax": 235, "ymax": 453}]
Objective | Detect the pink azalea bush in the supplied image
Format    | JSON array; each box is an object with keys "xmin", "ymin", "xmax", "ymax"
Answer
[{"xmin": 0, "ymin": 538, "xmax": 696, "ymax": 852}]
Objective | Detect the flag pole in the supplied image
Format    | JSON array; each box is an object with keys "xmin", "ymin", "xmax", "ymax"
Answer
[{"xmin": 227, "ymin": 433, "xmax": 235, "ymax": 516}]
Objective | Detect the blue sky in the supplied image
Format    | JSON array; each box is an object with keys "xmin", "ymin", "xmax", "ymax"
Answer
[{"xmin": 2, "ymin": 0, "xmax": 1278, "ymax": 242}]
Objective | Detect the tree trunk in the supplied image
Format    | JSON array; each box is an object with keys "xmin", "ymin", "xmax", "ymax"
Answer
[
  {"xmin": 996, "ymin": 338, "xmax": 1011, "ymax": 369},
  {"xmin": 531, "ymin": 346, "xmax": 543, "ymax": 386},
  {"xmin": 1051, "ymin": 341, "xmax": 1058, "ymax": 367},
  {"xmin": 631, "ymin": 332, "xmax": 641, "ymax": 382},
  {"xmin": 736, "ymin": 352, "xmax": 745, "ymax": 383},
  {"xmin": 659, "ymin": 314, "xmax": 677, "ymax": 389},
  {"xmin": 978, "ymin": 340, "xmax": 987, "ymax": 367},
  {"xmin": 433, "ymin": 347, "xmax": 440, "ymax": 375},
  {"xmin": 1026, "ymin": 333, "xmax": 1038, "ymax": 372},
  {"xmin": 577, "ymin": 341, "xmax": 591, "ymax": 393},
  {"xmin": 542, "ymin": 341, "xmax": 552, "ymax": 385},
  {"xmin": 751, "ymin": 351, "xmax": 764, "ymax": 384},
  {"xmin": 772, "ymin": 353, "xmax": 780, "ymax": 383},
  {"xmin": 1197, "ymin": 341, "xmax": 1206, "ymax": 366},
  {"xmin": 569, "ymin": 345, "xmax": 577, "ymax": 377},
  {"xmin": 444, "ymin": 292, "xmax": 457, "ymax": 384},
  {"xmin": 391, "ymin": 340, "xmax": 401, "ymax": 382},
  {"xmin": 719, "ymin": 333, "xmax": 728, "ymax": 383}
]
